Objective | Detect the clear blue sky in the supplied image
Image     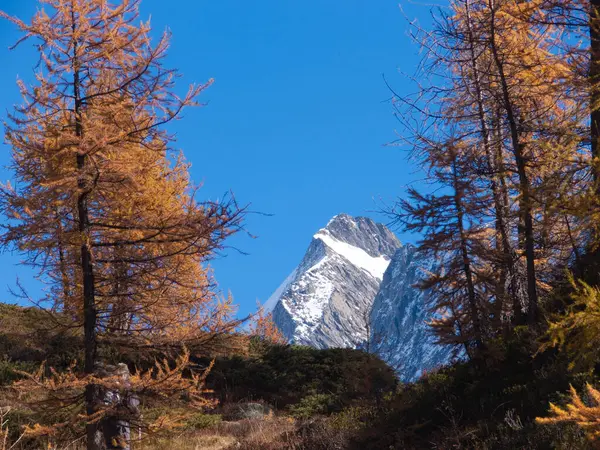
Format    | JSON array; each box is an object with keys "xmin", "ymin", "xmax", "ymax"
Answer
[{"xmin": 0, "ymin": 0, "xmax": 433, "ymax": 317}]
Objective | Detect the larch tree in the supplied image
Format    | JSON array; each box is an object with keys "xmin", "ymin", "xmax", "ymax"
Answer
[
  {"xmin": 386, "ymin": 6, "xmax": 499, "ymax": 354},
  {"xmin": 247, "ymin": 306, "xmax": 287, "ymax": 347},
  {"xmin": 388, "ymin": 0, "xmax": 586, "ymax": 355},
  {"xmin": 0, "ymin": 0, "xmax": 244, "ymax": 448},
  {"xmin": 456, "ymin": 0, "xmax": 579, "ymax": 324},
  {"xmin": 462, "ymin": 0, "xmax": 519, "ymax": 328},
  {"xmin": 537, "ymin": 383, "xmax": 600, "ymax": 444},
  {"xmin": 395, "ymin": 143, "xmax": 490, "ymax": 357},
  {"xmin": 531, "ymin": 0, "xmax": 600, "ymax": 284}
]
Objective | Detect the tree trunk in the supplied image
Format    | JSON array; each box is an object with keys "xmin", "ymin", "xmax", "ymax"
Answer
[
  {"xmin": 70, "ymin": 7, "xmax": 101, "ymax": 449},
  {"xmin": 583, "ymin": 0, "xmax": 600, "ymax": 286},
  {"xmin": 591, "ymin": 0, "xmax": 600, "ymax": 178},
  {"xmin": 494, "ymin": 109, "xmax": 523, "ymax": 325},
  {"xmin": 464, "ymin": 0, "xmax": 515, "ymax": 330},
  {"xmin": 488, "ymin": 0, "xmax": 538, "ymax": 324},
  {"xmin": 452, "ymin": 159, "xmax": 484, "ymax": 351}
]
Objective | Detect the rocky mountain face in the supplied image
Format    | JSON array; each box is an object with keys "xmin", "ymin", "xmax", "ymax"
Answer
[
  {"xmin": 370, "ymin": 245, "xmax": 453, "ymax": 380},
  {"xmin": 266, "ymin": 214, "xmax": 453, "ymax": 381},
  {"xmin": 266, "ymin": 214, "xmax": 399, "ymax": 348}
]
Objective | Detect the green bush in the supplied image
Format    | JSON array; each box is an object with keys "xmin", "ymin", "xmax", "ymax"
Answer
[
  {"xmin": 1, "ymin": 407, "xmax": 37, "ymax": 446},
  {"xmin": 185, "ymin": 412, "xmax": 222, "ymax": 430},
  {"xmin": 289, "ymin": 393, "xmax": 334, "ymax": 419},
  {"xmin": 348, "ymin": 330, "xmax": 599, "ymax": 450},
  {"xmin": 0, "ymin": 303, "xmax": 81, "ymax": 380},
  {"xmin": 0, "ymin": 358, "xmax": 38, "ymax": 386},
  {"xmin": 329, "ymin": 406, "xmax": 375, "ymax": 432},
  {"xmin": 202, "ymin": 343, "xmax": 398, "ymax": 412}
]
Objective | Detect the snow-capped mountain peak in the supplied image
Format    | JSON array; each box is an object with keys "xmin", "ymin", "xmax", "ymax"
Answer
[
  {"xmin": 313, "ymin": 229, "xmax": 391, "ymax": 281},
  {"xmin": 267, "ymin": 213, "xmax": 454, "ymax": 382},
  {"xmin": 269, "ymin": 214, "xmax": 399, "ymax": 348}
]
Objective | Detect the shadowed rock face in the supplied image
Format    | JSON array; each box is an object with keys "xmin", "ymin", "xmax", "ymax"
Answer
[
  {"xmin": 269, "ymin": 214, "xmax": 454, "ymax": 382},
  {"xmin": 271, "ymin": 214, "xmax": 400, "ymax": 348},
  {"xmin": 370, "ymin": 246, "xmax": 454, "ymax": 381}
]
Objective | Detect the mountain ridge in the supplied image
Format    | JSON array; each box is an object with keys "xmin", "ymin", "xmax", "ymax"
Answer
[
  {"xmin": 269, "ymin": 214, "xmax": 399, "ymax": 348},
  {"xmin": 267, "ymin": 213, "xmax": 453, "ymax": 381}
]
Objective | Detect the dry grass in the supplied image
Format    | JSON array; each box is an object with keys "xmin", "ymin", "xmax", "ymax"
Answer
[
  {"xmin": 1, "ymin": 408, "xmax": 25, "ymax": 450},
  {"xmin": 216, "ymin": 417, "xmax": 297, "ymax": 449},
  {"xmin": 134, "ymin": 434, "xmax": 236, "ymax": 450},
  {"xmin": 1, "ymin": 432, "xmax": 237, "ymax": 450},
  {"xmin": 0, "ymin": 415, "xmax": 307, "ymax": 450},
  {"xmin": 141, "ymin": 417, "xmax": 309, "ymax": 450},
  {"xmin": 0, "ymin": 394, "xmax": 352, "ymax": 450}
]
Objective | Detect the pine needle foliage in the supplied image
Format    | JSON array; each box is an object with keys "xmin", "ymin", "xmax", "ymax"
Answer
[
  {"xmin": 11, "ymin": 348, "xmax": 216, "ymax": 443},
  {"xmin": 0, "ymin": 1, "xmax": 245, "ymax": 448},
  {"xmin": 540, "ymin": 276, "xmax": 600, "ymax": 372},
  {"xmin": 537, "ymin": 383, "xmax": 600, "ymax": 447}
]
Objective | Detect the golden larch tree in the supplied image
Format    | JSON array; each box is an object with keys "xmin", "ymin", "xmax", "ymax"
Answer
[{"xmin": 0, "ymin": 0, "xmax": 244, "ymax": 448}]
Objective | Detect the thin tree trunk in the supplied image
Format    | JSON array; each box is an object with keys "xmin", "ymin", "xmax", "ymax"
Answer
[
  {"xmin": 583, "ymin": 0, "xmax": 600, "ymax": 286},
  {"xmin": 70, "ymin": 7, "xmax": 100, "ymax": 450},
  {"xmin": 488, "ymin": 0, "xmax": 538, "ymax": 325},
  {"xmin": 565, "ymin": 214, "xmax": 583, "ymax": 271},
  {"xmin": 464, "ymin": 0, "xmax": 514, "ymax": 331},
  {"xmin": 494, "ymin": 108, "xmax": 523, "ymax": 325},
  {"xmin": 591, "ymin": 0, "xmax": 600, "ymax": 180},
  {"xmin": 452, "ymin": 159, "xmax": 484, "ymax": 350}
]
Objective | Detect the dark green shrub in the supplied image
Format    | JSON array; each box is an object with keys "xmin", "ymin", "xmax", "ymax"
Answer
[
  {"xmin": 349, "ymin": 330, "xmax": 598, "ymax": 450},
  {"xmin": 0, "ymin": 358, "xmax": 38, "ymax": 386},
  {"xmin": 289, "ymin": 394, "xmax": 335, "ymax": 419},
  {"xmin": 202, "ymin": 343, "xmax": 398, "ymax": 411}
]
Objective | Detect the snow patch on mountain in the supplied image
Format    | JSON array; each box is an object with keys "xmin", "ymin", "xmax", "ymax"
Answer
[
  {"xmin": 264, "ymin": 267, "xmax": 298, "ymax": 313},
  {"xmin": 270, "ymin": 214, "xmax": 400, "ymax": 348},
  {"xmin": 314, "ymin": 230, "xmax": 391, "ymax": 281},
  {"xmin": 282, "ymin": 260, "xmax": 335, "ymax": 341}
]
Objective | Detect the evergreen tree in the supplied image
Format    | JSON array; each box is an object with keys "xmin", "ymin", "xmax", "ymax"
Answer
[{"xmin": 0, "ymin": 1, "xmax": 244, "ymax": 448}]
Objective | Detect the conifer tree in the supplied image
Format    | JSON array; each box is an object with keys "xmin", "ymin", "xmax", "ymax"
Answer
[
  {"xmin": 532, "ymin": 0, "xmax": 600, "ymax": 282},
  {"xmin": 391, "ymin": 0, "xmax": 585, "ymax": 348},
  {"xmin": 396, "ymin": 144, "xmax": 488, "ymax": 355},
  {"xmin": 0, "ymin": 1, "xmax": 244, "ymax": 448},
  {"xmin": 537, "ymin": 383, "xmax": 600, "ymax": 443}
]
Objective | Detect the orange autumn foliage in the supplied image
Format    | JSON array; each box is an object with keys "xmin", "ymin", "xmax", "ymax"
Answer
[
  {"xmin": 0, "ymin": 0, "xmax": 245, "ymax": 447},
  {"xmin": 249, "ymin": 306, "xmax": 287, "ymax": 345},
  {"xmin": 390, "ymin": 0, "xmax": 588, "ymax": 351}
]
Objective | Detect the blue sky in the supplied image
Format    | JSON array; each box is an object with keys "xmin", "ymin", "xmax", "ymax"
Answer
[{"xmin": 0, "ymin": 0, "xmax": 432, "ymax": 317}]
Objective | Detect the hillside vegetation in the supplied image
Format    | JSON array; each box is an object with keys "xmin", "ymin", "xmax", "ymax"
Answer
[
  {"xmin": 0, "ymin": 303, "xmax": 399, "ymax": 449},
  {"xmin": 2, "ymin": 301, "xmax": 599, "ymax": 449}
]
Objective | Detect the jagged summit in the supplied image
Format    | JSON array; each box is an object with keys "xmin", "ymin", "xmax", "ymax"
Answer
[
  {"xmin": 267, "ymin": 213, "xmax": 453, "ymax": 381},
  {"xmin": 268, "ymin": 214, "xmax": 399, "ymax": 348},
  {"xmin": 321, "ymin": 214, "xmax": 400, "ymax": 259}
]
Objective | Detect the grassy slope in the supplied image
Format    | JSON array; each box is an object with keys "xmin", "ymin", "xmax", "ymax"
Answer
[{"xmin": 0, "ymin": 302, "xmax": 398, "ymax": 450}]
